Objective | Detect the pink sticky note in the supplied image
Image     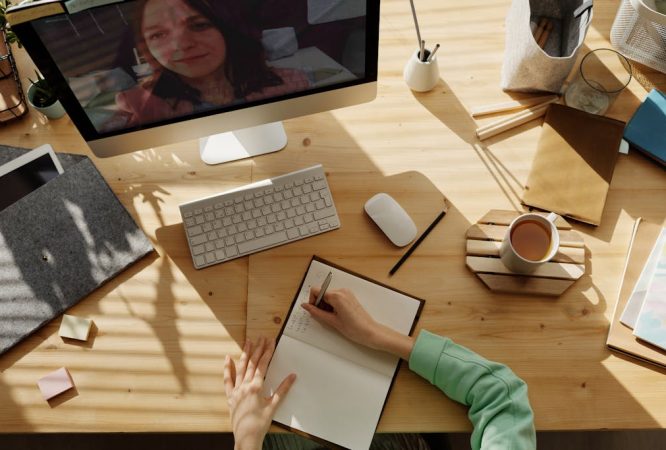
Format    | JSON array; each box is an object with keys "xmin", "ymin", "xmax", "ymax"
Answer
[{"xmin": 38, "ymin": 367, "xmax": 74, "ymax": 401}]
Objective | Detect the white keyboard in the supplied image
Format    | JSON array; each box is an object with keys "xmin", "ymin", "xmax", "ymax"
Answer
[{"xmin": 179, "ymin": 165, "xmax": 340, "ymax": 269}]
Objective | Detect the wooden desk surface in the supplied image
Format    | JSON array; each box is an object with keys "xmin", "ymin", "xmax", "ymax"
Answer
[{"xmin": 1, "ymin": 0, "xmax": 666, "ymax": 434}]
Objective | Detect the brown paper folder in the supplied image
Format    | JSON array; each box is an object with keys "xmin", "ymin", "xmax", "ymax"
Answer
[
  {"xmin": 522, "ymin": 104, "xmax": 625, "ymax": 226},
  {"xmin": 607, "ymin": 219, "xmax": 666, "ymax": 368}
]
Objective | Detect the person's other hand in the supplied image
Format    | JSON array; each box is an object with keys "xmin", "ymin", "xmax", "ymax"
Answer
[
  {"xmin": 224, "ymin": 337, "xmax": 296, "ymax": 450},
  {"xmin": 302, "ymin": 287, "xmax": 381, "ymax": 346}
]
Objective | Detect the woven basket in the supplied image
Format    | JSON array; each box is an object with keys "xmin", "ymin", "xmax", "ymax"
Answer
[{"xmin": 611, "ymin": 0, "xmax": 666, "ymax": 74}]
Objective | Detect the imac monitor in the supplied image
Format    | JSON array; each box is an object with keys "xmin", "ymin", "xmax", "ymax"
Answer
[{"xmin": 8, "ymin": 0, "xmax": 379, "ymax": 164}]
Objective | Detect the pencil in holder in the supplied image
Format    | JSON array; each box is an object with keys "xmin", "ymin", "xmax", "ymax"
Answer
[{"xmin": 404, "ymin": 49, "xmax": 439, "ymax": 92}]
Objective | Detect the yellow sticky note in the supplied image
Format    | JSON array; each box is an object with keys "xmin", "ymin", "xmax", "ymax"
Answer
[{"xmin": 59, "ymin": 314, "xmax": 93, "ymax": 341}]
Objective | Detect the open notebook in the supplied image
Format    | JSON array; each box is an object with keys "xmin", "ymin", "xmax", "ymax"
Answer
[{"xmin": 263, "ymin": 256, "xmax": 424, "ymax": 450}]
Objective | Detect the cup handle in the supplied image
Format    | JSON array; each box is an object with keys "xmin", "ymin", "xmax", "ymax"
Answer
[{"xmin": 546, "ymin": 212, "xmax": 558, "ymax": 223}]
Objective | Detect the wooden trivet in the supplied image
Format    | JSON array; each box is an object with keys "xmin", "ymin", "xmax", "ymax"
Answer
[{"xmin": 466, "ymin": 210, "xmax": 585, "ymax": 296}]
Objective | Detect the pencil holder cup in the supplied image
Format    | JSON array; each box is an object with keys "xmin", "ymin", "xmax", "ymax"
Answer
[{"xmin": 404, "ymin": 49, "xmax": 439, "ymax": 92}]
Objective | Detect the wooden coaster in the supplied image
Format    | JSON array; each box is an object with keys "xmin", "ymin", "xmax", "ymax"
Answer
[{"xmin": 466, "ymin": 210, "xmax": 585, "ymax": 296}]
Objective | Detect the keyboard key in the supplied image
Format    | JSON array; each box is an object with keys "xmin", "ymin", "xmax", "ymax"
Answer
[
  {"xmin": 303, "ymin": 185, "xmax": 312, "ymax": 194},
  {"xmin": 265, "ymin": 224, "xmax": 275, "ymax": 234},
  {"xmin": 195, "ymin": 215, "xmax": 205, "ymax": 225},
  {"xmin": 207, "ymin": 231, "xmax": 217, "ymax": 241},
  {"xmin": 215, "ymin": 249, "xmax": 225, "ymax": 260},
  {"xmin": 205, "ymin": 252, "xmax": 215, "ymax": 264},
  {"xmin": 205, "ymin": 242, "xmax": 215, "ymax": 252},
  {"xmin": 267, "ymin": 214, "xmax": 277, "ymax": 224},
  {"xmin": 258, "ymin": 217, "xmax": 267, "ymax": 227},
  {"xmin": 314, "ymin": 208, "xmax": 336, "ymax": 220},
  {"xmin": 275, "ymin": 222, "xmax": 285, "ymax": 231},
  {"xmin": 225, "ymin": 237, "xmax": 235, "ymax": 246},
  {"xmin": 315, "ymin": 200, "xmax": 325, "ymax": 210},
  {"xmin": 194, "ymin": 208, "xmax": 203, "ymax": 215},
  {"xmin": 233, "ymin": 215, "xmax": 242, "ymax": 224},
  {"xmin": 191, "ymin": 234, "xmax": 207, "ymax": 246},
  {"xmin": 238, "ymin": 223, "xmax": 248, "ymax": 232},
  {"xmin": 238, "ymin": 231, "xmax": 288, "ymax": 254},
  {"xmin": 287, "ymin": 228, "xmax": 299, "ymax": 239},
  {"xmin": 296, "ymin": 206, "xmax": 306, "ymax": 215},
  {"xmin": 215, "ymin": 210, "xmax": 225, "ymax": 219},
  {"xmin": 192, "ymin": 244, "xmax": 205, "ymax": 255},
  {"xmin": 235, "ymin": 204, "xmax": 244, "ymax": 214},
  {"xmin": 294, "ymin": 216, "xmax": 304, "ymax": 226},
  {"xmin": 312, "ymin": 180, "xmax": 327, "ymax": 190},
  {"xmin": 305, "ymin": 177, "xmax": 313, "ymax": 183},
  {"xmin": 291, "ymin": 198, "xmax": 300, "ymax": 207},
  {"xmin": 245, "ymin": 231, "xmax": 255, "ymax": 240},
  {"xmin": 227, "ymin": 224, "xmax": 238, "ymax": 235},
  {"xmin": 183, "ymin": 211, "xmax": 193, "ymax": 218},
  {"xmin": 308, "ymin": 223, "xmax": 318, "ymax": 233},
  {"xmin": 319, "ymin": 222, "xmax": 330, "ymax": 230},
  {"xmin": 283, "ymin": 191, "xmax": 293, "ymax": 199},
  {"xmin": 194, "ymin": 255, "xmax": 205, "ymax": 267},
  {"xmin": 244, "ymin": 201, "xmax": 254, "ymax": 210},
  {"xmin": 204, "ymin": 206, "xmax": 213, "ymax": 212},
  {"xmin": 299, "ymin": 225, "xmax": 309, "ymax": 236},
  {"xmin": 306, "ymin": 203, "xmax": 315, "ymax": 213},
  {"xmin": 264, "ymin": 196, "xmax": 273, "ymax": 204},
  {"xmin": 248, "ymin": 219, "xmax": 258, "ymax": 229},
  {"xmin": 185, "ymin": 218, "xmax": 196, "ymax": 227},
  {"xmin": 274, "ymin": 192, "xmax": 284, "ymax": 201},
  {"xmin": 235, "ymin": 233, "xmax": 246, "ymax": 244},
  {"xmin": 327, "ymin": 217, "xmax": 340, "ymax": 228},
  {"xmin": 256, "ymin": 228, "xmax": 265, "ymax": 237},
  {"xmin": 277, "ymin": 211, "xmax": 287, "ymax": 221},
  {"xmin": 225, "ymin": 207, "xmax": 235, "ymax": 216},
  {"xmin": 304, "ymin": 213, "xmax": 314, "ymax": 223},
  {"xmin": 281, "ymin": 200, "xmax": 291, "ymax": 210},
  {"xmin": 254, "ymin": 198, "xmax": 264, "ymax": 208},
  {"xmin": 227, "ymin": 246, "xmax": 239, "ymax": 257},
  {"xmin": 262, "ymin": 206, "xmax": 271, "ymax": 215},
  {"xmin": 245, "ymin": 193, "xmax": 253, "ymax": 201},
  {"xmin": 213, "ymin": 220, "xmax": 222, "ymax": 229},
  {"xmin": 251, "ymin": 209, "xmax": 261, "ymax": 219},
  {"xmin": 310, "ymin": 192, "xmax": 319, "ymax": 202},
  {"xmin": 224, "ymin": 200, "xmax": 233, "ymax": 207},
  {"xmin": 285, "ymin": 219, "xmax": 295, "ymax": 228},
  {"xmin": 188, "ymin": 225, "xmax": 203, "ymax": 236},
  {"xmin": 223, "ymin": 217, "xmax": 232, "ymax": 226},
  {"xmin": 205, "ymin": 212, "xmax": 214, "ymax": 221},
  {"xmin": 294, "ymin": 186, "xmax": 303, "ymax": 196},
  {"xmin": 271, "ymin": 203, "xmax": 281, "ymax": 213},
  {"xmin": 242, "ymin": 212, "xmax": 252, "ymax": 221},
  {"xmin": 265, "ymin": 188, "xmax": 273, "ymax": 195},
  {"xmin": 287, "ymin": 209, "xmax": 296, "ymax": 219},
  {"xmin": 203, "ymin": 223, "xmax": 213, "ymax": 232},
  {"xmin": 214, "ymin": 202, "xmax": 224, "ymax": 210},
  {"xmin": 217, "ymin": 229, "xmax": 227, "ymax": 238},
  {"xmin": 215, "ymin": 239, "xmax": 225, "ymax": 249}
]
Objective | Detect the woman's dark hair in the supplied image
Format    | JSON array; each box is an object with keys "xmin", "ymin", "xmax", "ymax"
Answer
[{"xmin": 136, "ymin": 0, "xmax": 282, "ymax": 106}]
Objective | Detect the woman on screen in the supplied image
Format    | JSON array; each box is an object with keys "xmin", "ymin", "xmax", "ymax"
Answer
[{"xmin": 115, "ymin": 0, "xmax": 309, "ymax": 127}]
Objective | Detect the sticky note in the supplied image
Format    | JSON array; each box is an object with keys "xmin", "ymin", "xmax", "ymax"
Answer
[
  {"xmin": 59, "ymin": 315, "xmax": 93, "ymax": 341},
  {"xmin": 37, "ymin": 367, "xmax": 74, "ymax": 401}
]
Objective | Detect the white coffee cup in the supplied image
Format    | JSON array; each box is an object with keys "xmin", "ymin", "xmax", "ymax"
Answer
[{"xmin": 499, "ymin": 212, "xmax": 560, "ymax": 273}]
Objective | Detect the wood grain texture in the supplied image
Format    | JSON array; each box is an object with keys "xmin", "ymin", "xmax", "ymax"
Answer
[{"xmin": 0, "ymin": 0, "xmax": 665, "ymax": 435}]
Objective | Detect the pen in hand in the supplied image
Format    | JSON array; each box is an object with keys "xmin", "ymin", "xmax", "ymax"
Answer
[{"xmin": 314, "ymin": 271, "xmax": 333, "ymax": 311}]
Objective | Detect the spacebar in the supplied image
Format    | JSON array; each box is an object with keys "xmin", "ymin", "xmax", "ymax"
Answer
[{"xmin": 238, "ymin": 231, "xmax": 289, "ymax": 254}]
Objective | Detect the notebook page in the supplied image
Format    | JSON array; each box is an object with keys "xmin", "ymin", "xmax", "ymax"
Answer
[
  {"xmin": 264, "ymin": 335, "xmax": 391, "ymax": 450},
  {"xmin": 283, "ymin": 259, "xmax": 421, "ymax": 377}
]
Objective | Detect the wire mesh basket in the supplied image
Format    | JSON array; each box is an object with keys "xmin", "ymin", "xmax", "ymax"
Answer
[{"xmin": 611, "ymin": 0, "xmax": 666, "ymax": 74}]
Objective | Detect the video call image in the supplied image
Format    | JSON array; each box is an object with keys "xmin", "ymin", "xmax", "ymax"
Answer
[{"xmin": 33, "ymin": 0, "xmax": 368, "ymax": 133}]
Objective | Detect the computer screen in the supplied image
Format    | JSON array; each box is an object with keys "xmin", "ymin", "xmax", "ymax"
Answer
[{"xmin": 9, "ymin": 0, "xmax": 379, "ymax": 159}]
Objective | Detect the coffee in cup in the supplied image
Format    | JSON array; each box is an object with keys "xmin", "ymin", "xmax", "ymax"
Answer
[{"xmin": 500, "ymin": 212, "xmax": 560, "ymax": 273}]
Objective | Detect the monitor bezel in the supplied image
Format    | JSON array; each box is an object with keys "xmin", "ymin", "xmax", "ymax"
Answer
[{"xmin": 9, "ymin": 0, "xmax": 380, "ymax": 156}]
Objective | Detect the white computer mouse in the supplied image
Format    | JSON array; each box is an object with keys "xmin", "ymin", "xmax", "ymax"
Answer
[{"xmin": 364, "ymin": 193, "xmax": 417, "ymax": 247}]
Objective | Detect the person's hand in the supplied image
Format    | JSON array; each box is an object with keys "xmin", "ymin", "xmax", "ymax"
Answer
[
  {"xmin": 224, "ymin": 337, "xmax": 296, "ymax": 450},
  {"xmin": 302, "ymin": 287, "xmax": 380, "ymax": 345},
  {"xmin": 301, "ymin": 287, "xmax": 415, "ymax": 360}
]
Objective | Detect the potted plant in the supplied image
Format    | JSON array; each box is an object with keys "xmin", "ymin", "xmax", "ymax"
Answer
[{"xmin": 27, "ymin": 71, "xmax": 65, "ymax": 119}]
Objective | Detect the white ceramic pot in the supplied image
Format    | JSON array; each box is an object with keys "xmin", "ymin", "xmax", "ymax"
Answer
[
  {"xmin": 27, "ymin": 83, "xmax": 66, "ymax": 120},
  {"xmin": 403, "ymin": 49, "xmax": 440, "ymax": 92}
]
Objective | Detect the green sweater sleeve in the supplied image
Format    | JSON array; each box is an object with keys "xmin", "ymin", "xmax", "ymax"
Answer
[{"xmin": 408, "ymin": 330, "xmax": 536, "ymax": 450}]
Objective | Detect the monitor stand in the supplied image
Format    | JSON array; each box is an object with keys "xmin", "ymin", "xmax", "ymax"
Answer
[{"xmin": 199, "ymin": 122, "xmax": 287, "ymax": 165}]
